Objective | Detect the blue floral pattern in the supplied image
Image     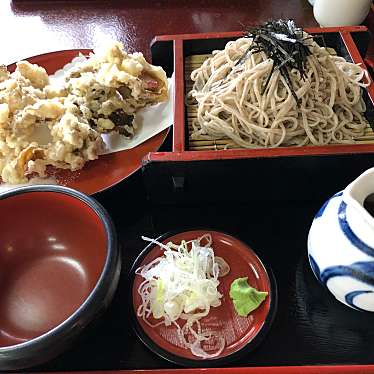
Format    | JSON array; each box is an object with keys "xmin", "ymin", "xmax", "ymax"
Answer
[{"xmin": 308, "ymin": 190, "xmax": 374, "ymax": 312}]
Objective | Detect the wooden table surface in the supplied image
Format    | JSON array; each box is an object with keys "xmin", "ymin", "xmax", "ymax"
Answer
[{"xmin": 1, "ymin": 0, "xmax": 318, "ymax": 65}]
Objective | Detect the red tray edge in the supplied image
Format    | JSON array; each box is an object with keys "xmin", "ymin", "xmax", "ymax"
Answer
[
  {"xmin": 33, "ymin": 364, "xmax": 374, "ymax": 374},
  {"xmin": 151, "ymin": 26, "xmax": 369, "ymax": 43}
]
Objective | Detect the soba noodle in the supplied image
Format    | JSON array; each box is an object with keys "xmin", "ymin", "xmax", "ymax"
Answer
[{"xmin": 187, "ymin": 36, "xmax": 370, "ymax": 148}]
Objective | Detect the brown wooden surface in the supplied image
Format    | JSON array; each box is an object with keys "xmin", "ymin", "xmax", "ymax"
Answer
[{"xmin": 1, "ymin": 0, "xmax": 317, "ymax": 64}]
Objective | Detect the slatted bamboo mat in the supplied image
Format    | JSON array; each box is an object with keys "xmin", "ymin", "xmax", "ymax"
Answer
[{"xmin": 185, "ymin": 54, "xmax": 374, "ymax": 151}]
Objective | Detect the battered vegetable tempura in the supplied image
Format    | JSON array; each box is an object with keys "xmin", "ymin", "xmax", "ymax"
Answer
[{"xmin": 0, "ymin": 42, "xmax": 168, "ymax": 184}]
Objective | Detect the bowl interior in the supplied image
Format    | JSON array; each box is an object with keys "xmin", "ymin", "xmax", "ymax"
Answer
[{"xmin": 0, "ymin": 190, "xmax": 107, "ymax": 347}]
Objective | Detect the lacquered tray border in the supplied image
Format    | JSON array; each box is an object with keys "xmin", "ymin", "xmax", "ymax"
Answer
[
  {"xmin": 34, "ymin": 364, "xmax": 374, "ymax": 373},
  {"xmin": 173, "ymin": 39, "xmax": 185, "ymax": 153}
]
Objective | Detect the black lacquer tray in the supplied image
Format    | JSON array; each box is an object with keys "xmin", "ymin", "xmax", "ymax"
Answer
[
  {"xmin": 24, "ymin": 26, "xmax": 374, "ymax": 373},
  {"xmin": 25, "ymin": 170, "xmax": 374, "ymax": 373}
]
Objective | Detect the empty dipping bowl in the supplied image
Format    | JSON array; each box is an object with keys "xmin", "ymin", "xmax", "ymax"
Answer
[{"xmin": 0, "ymin": 185, "xmax": 120, "ymax": 370}]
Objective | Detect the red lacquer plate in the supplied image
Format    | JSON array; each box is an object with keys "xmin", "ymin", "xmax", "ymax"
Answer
[
  {"xmin": 7, "ymin": 50, "xmax": 169, "ymax": 195},
  {"xmin": 130, "ymin": 230, "xmax": 277, "ymax": 367}
]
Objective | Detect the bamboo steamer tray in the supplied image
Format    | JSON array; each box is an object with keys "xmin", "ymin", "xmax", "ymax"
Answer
[
  {"xmin": 185, "ymin": 53, "xmax": 374, "ymax": 151},
  {"xmin": 143, "ymin": 27, "xmax": 374, "ymax": 204}
]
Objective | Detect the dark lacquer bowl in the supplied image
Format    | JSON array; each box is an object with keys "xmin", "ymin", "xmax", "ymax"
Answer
[{"xmin": 0, "ymin": 185, "xmax": 120, "ymax": 370}]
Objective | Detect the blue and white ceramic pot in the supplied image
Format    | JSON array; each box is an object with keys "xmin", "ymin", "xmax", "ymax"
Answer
[{"xmin": 308, "ymin": 167, "xmax": 374, "ymax": 312}]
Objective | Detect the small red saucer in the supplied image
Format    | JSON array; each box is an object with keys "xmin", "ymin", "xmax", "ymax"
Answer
[{"xmin": 130, "ymin": 230, "xmax": 277, "ymax": 367}]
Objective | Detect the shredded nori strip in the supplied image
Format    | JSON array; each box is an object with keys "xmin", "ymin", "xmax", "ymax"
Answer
[{"xmin": 239, "ymin": 19, "xmax": 316, "ymax": 104}]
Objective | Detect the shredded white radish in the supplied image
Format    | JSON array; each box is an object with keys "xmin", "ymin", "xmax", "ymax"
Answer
[{"xmin": 136, "ymin": 234, "xmax": 230, "ymax": 359}]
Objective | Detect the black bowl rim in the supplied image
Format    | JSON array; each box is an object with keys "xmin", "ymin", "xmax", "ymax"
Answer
[
  {"xmin": 128, "ymin": 228, "xmax": 278, "ymax": 368},
  {"xmin": 0, "ymin": 184, "xmax": 119, "ymax": 352}
]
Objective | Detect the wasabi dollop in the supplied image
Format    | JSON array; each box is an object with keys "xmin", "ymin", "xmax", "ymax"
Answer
[{"xmin": 229, "ymin": 277, "xmax": 268, "ymax": 317}]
